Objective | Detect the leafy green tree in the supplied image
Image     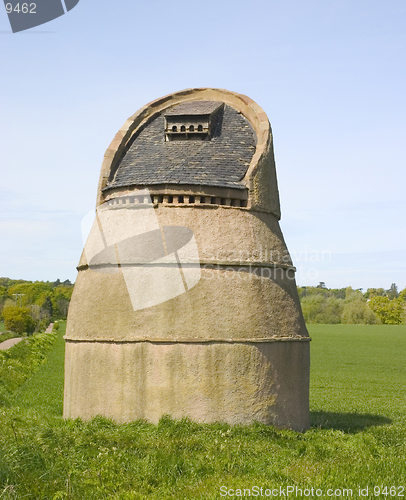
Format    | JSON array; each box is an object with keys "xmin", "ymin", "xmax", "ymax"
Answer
[
  {"xmin": 0, "ymin": 277, "xmax": 24, "ymax": 288},
  {"xmin": 297, "ymin": 287, "xmax": 308, "ymax": 299},
  {"xmin": 2, "ymin": 306, "xmax": 36, "ymax": 335},
  {"xmin": 399, "ymin": 288, "xmax": 406, "ymax": 324},
  {"xmin": 330, "ymin": 288, "xmax": 347, "ymax": 300},
  {"xmin": 300, "ymin": 295, "xmax": 343, "ymax": 323},
  {"xmin": 387, "ymin": 283, "xmax": 399, "ymax": 300},
  {"xmin": 0, "ymin": 286, "xmax": 8, "ymax": 317},
  {"xmin": 364, "ymin": 288, "xmax": 386, "ymax": 299},
  {"xmin": 318, "ymin": 297, "xmax": 343, "ymax": 324},
  {"xmin": 341, "ymin": 300, "xmax": 379, "ymax": 324},
  {"xmin": 340, "ymin": 287, "xmax": 378, "ymax": 324},
  {"xmin": 368, "ymin": 296, "xmax": 404, "ymax": 325},
  {"xmin": 344, "ymin": 287, "xmax": 364, "ymax": 301},
  {"xmin": 1, "ymin": 278, "xmax": 74, "ymax": 328},
  {"xmin": 52, "ymin": 286, "xmax": 73, "ymax": 319},
  {"xmin": 40, "ymin": 295, "xmax": 54, "ymax": 319},
  {"xmin": 300, "ymin": 294, "xmax": 324, "ymax": 323},
  {"xmin": 8, "ymin": 282, "xmax": 53, "ymax": 305},
  {"xmin": 2, "ymin": 298, "xmax": 14, "ymax": 310}
]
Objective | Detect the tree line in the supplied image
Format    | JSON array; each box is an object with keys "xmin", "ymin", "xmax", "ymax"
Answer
[
  {"xmin": 299, "ymin": 283, "xmax": 406, "ymax": 325},
  {"xmin": 0, "ymin": 277, "xmax": 73, "ymax": 335},
  {"xmin": 1, "ymin": 277, "xmax": 405, "ymax": 335}
]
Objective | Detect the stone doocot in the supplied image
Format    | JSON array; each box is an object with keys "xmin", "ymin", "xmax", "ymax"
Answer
[{"xmin": 63, "ymin": 88, "xmax": 310, "ymax": 431}]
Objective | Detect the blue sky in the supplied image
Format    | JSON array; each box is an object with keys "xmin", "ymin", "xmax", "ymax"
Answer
[{"xmin": 1, "ymin": 0, "xmax": 405, "ymax": 291}]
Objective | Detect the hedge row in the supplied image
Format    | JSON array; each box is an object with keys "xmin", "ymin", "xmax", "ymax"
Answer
[{"xmin": 0, "ymin": 331, "xmax": 57, "ymax": 405}]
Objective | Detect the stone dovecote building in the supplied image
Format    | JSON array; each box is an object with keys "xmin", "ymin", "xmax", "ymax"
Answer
[{"xmin": 64, "ymin": 88, "xmax": 310, "ymax": 431}]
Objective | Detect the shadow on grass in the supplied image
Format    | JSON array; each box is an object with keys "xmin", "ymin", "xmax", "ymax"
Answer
[{"xmin": 311, "ymin": 411, "xmax": 391, "ymax": 433}]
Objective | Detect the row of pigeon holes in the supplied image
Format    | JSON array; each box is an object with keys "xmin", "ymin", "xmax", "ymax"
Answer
[{"xmin": 106, "ymin": 195, "xmax": 248, "ymax": 208}]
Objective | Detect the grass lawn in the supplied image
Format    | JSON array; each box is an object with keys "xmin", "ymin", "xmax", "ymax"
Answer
[
  {"xmin": 0, "ymin": 321, "xmax": 5, "ymax": 332},
  {"xmin": 310, "ymin": 324, "xmax": 406, "ymax": 426},
  {"xmin": 0, "ymin": 324, "xmax": 405, "ymax": 499},
  {"xmin": 10, "ymin": 326, "xmax": 65, "ymax": 415}
]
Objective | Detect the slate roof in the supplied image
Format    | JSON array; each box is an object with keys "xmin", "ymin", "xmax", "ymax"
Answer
[
  {"xmin": 165, "ymin": 101, "xmax": 223, "ymax": 115},
  {"xmin": 105, "ymin": 104, "xmax": 256, "ymax": 191}
]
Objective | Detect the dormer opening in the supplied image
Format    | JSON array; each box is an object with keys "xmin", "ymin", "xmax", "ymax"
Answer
[{"xmin": 165, "ymin": 101, "xmax": 224, "ymax": 141}]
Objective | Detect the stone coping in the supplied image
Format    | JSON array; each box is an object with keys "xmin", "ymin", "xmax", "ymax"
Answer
[
  {"xmin": 77, "ymin": 261, "xmax": 297, "ymax": 272},
  {"xmin": 64, "ymin": 336, "xmax": 311, "ymax": 343},
  {"xmin": 200, "ymin": 261, "xmax": 295, "ymax": 270}
]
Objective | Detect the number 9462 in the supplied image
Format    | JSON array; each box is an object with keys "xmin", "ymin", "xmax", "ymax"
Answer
[{"xmin": 6, "ymin": 3, "xmax": 37, "ymax": 14}]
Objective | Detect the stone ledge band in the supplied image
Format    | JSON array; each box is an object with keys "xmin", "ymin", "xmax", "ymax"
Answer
[
  {"xmin": 77, "ymin": 261, "xmax": 297, "ymax": 272},
  {"xmin": 64, "ymin": 336, "xmax": 311, "ymax": 343}
]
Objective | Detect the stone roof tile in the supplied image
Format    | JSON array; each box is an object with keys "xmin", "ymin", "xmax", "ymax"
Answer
[
  {"xmin": 165, "ymin": 101, "xmax": 222, "ymax": 115},
  {"xmin": 104, "ymin": 104, "xmax": 256, "ymax": 191}
]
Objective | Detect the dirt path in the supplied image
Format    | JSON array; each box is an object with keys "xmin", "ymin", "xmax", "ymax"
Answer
[{"xmin": 0, "ymin": 337, "xmax": 24, "ymax": 350}]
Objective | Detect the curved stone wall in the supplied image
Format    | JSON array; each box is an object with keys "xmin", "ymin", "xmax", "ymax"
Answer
[{"xmin": 64, "ymin": 88, "xmax": 310, "ymax": 430}]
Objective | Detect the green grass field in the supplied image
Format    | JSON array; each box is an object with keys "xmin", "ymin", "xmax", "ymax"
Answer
[
  {"xmin": 0, "ymin": 321, "xmax": 5, "ymax": 333},
  {"xmin": 0, "ymin": 323, "xmax": 405, "ymax": 499},
  {"xmin": 10, "ymin": 326, "xmax": 65, "ymax": 415}
]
